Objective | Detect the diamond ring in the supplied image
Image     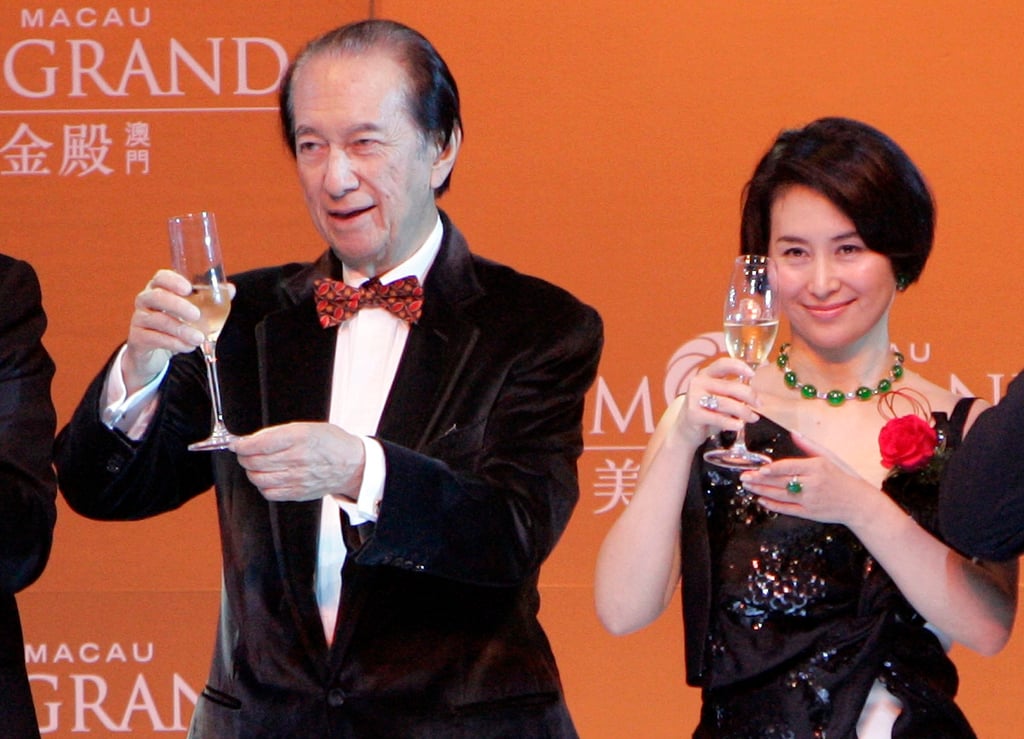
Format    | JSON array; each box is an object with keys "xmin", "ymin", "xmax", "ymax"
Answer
[
  {"xmin": 786, "ymin": 477, "xmax": 803, "ymax": 494},
  {"xmin": 698, "ymin": 394, "xmax": 719, "ymax": 411}
]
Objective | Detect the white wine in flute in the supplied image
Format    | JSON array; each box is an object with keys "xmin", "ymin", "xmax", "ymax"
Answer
[
  {"xmin": 723, "ymin": 319, "xmax": 779, "ymax": 369},
  {"xmin": 186, "ymin": 283, "xmax": 232, "ymax": 340},
  {"xmin": 168, "ymin": 210, "xmax": 237, "ymax": 451},
  {"xmin": 703, "ymin": 254, "xmax": 778, "ymax": 470}
]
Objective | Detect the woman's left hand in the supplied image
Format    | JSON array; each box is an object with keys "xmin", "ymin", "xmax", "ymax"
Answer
[{"xmin": 739, "ymin": 432, "xmax": 881, "ymax": 527}]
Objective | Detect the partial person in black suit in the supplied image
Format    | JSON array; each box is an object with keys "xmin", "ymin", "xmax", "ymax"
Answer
[
  {"xmin": 54, "ymin": 19, "xmax": 602, "ymax": 738},
  {"xmin": 940, "ymin": 372, "xmax": 1024, "ymax": 561},
  {"xmin": 0, "ymin": 254, "xmax": 57, "ymax": 739}
]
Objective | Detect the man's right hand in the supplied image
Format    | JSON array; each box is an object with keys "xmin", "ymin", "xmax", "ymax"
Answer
[{"xmin": 121, "ymin": 269, "xmax": 204, "ymax": 395}]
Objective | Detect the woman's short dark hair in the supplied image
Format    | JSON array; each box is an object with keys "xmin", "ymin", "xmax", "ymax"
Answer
[
  {"xmin": 740, "ymin": 117, "xmax": 934, "ymax": 286},
  {"xmin": 278, "ymin": 19, "xmax": 462, "ymax": 196}
]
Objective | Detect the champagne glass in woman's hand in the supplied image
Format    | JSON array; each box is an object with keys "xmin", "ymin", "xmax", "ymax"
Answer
[
  {"xmin": 168, "ymin": 211, "xmax": 237, "ymax": 451},
  {"xmin": 703, "ymin": 254, "xmax": 779, "ymax": 470}
]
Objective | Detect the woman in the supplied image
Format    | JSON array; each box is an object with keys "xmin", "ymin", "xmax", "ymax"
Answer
[{"xmin": 595, "ymin": 117, "xmax": 1017, "ymax": 738}]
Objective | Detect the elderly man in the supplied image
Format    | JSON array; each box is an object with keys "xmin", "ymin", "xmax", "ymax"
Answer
[{"xmin": 55, "ymin": 19, "xmax": 602, "ymax": 738}]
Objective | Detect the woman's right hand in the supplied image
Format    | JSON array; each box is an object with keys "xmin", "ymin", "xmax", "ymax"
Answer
[
  {"xmin": 121, "ymin": 269, "xmax": 204, "ymax": 394},
  {"xmin": 596, "ymin": 355, "xmax": 761, "ymax": 635},
  {"xmin": 673, "ymin": 357, "xmax": 760, "ymax": 448}
]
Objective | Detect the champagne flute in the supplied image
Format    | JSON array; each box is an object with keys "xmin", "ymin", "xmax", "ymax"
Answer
[
  {"xmin": 703, "ymin": 254, "xmax": 779, "ymax": 470},
  {"xmin": 168, "ymin": 211, "xmax": 237, "ymax": 452}
]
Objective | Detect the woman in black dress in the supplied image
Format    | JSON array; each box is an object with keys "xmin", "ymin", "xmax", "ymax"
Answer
[{"xmin": 595, "ymin": 118, "xmax": 1018, "ymax": 738}]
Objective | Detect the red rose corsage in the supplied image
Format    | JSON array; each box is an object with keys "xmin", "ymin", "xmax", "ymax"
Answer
[
  {"xmin": 878, "ymin": 414, "xmax": 938, "ymax": 472},
  {"xmin": 876, "ymin": 388, "xmax": 950, "ymax": 482}
]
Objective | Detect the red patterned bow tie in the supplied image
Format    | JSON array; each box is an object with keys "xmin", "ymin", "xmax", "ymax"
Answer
[{"xmin": 313, "ymin": 275, "xmax": 424, "ymax": 328}]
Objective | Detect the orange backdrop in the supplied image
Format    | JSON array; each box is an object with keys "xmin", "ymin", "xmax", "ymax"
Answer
[{"xmin": 4, "ymin": 1, "xmax": 1023, "ymax": 736}]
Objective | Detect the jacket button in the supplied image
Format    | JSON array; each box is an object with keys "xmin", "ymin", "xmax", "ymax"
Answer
[{"xmin": 327, "ymin": 688, "xmax": 346, "ymax": 707}]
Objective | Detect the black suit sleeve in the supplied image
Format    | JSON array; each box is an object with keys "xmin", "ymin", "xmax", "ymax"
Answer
[
  {"xmin": 0, "ymin": 256, "xmax": 57, "ymax": 594},
  {"xmin": 54, "ymin": 349, "xmax": 216, "ymax": 521},
  {"xmin": 939, "ymin": 371, "xmax": 1024, "ymax": 560}
]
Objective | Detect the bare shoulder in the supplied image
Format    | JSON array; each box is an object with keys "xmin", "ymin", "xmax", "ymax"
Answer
[{"xmin": 902, "ymin": 370, "xmax": 991, "ymax": 428}]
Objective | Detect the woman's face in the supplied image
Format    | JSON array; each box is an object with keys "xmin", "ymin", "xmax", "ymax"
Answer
[{"xmin": 767, "ymin": 184, "xmax": 897, "ymax": 353}]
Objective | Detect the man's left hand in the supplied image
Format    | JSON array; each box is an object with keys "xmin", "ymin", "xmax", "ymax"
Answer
[{"xmin": 231, "ymin": 422, "xmax": 365, "ymax": 502}]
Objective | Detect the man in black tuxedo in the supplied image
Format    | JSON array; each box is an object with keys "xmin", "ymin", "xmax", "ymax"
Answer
[
  {"xmin": 54, "ymin": 19, "xmax": 602, "ymax": 738},
  {"xmin": 0, "ymin": 255, "xmax": 56, "ymax": 739}
]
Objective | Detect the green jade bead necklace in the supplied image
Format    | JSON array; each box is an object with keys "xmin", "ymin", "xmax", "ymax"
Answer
[{"xmin": 775, "ymin": 343, "xmax": 905, "ymax": 407}]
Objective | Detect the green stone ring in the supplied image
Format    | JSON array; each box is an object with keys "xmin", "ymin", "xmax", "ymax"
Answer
[{"xmin": 786, "ymin": 477, "xmax": 803, "ymax": 494}]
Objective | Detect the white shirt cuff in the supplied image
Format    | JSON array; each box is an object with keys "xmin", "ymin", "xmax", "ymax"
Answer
[
  {"xmin": 337, "ymin": 435, "xmax": 385, "ymax": 525},
  {"xmin": 100, "ymin": 344, "xmax": 167, "ymax": 439}
]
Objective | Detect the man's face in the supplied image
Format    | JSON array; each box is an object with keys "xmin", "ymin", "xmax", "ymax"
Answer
[{"xmin": 290, "ymin": 49, "xmax": 457, "ymax": 277}]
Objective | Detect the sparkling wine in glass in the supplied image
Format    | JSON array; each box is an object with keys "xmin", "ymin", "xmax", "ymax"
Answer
[
  {"xmin": 703, "ymin": 254, "xmax": 779, "ymax": 470},
  {"xmin": 168, "ymin": 211, "xmax": 237, "ymax": 452}
]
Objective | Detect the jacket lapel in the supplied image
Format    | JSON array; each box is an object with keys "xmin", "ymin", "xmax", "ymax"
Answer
[
  {"xmin": 376, "ymin": 215, "xmax": 483, "ymax": 451},
  {"xmin": 256, "ymin": 256, "xmax": 338, "ymax": 659}
]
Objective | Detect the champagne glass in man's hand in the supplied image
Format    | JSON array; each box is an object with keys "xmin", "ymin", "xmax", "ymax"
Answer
[
  {"xmin": 168, "ymin": 211, "xmax": 237, "ymax": 451},
  {"xmin": 703, "ymin": 254, "xmax": 779, "ymax": 470}
]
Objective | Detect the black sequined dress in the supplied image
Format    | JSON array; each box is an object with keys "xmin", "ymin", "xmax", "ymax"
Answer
[{"xmin": 681, "ymin": 399, "xmax": 978, "ymax": 739}]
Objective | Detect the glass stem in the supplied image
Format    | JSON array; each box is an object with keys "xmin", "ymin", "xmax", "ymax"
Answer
[
  {"xmin": 202, "ymin": 339, "xmax": 229, "ymax": 434},
  {"xmin": 731, "ymin": 368, "xmax": 755, "ymax": 453}
]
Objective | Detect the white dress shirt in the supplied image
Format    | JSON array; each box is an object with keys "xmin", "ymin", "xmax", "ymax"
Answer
[
  {"xmin": 102, "ymin": 216, "xmax": 443, "ymax": 646},
  {"xmin": 315, "ymin": 218, "xmax": 441, "ymax": 643}
]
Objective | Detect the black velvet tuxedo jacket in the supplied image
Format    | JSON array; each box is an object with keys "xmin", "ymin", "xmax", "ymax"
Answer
[
  {"xmin": 54, "ymin": 215, "xmax": 603, "ymax": 738},
  {"xmin": 0, "ymin": 255, "xmax": 57, "ymax": 739}
]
